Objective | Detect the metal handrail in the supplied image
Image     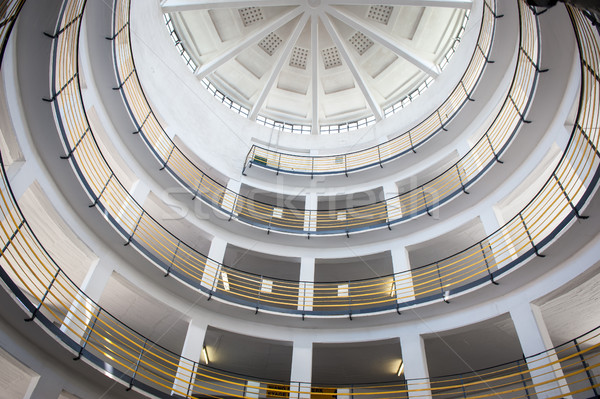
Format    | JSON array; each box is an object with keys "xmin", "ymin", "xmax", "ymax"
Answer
[
  {"xmin": 1, "ymin": 147, "xmax": 599, "ymax": 396},
  {"xmin": 45, "ymin": 0, "xmax": 598, "ymax": 318},
  {"xmin": 243, "ymin": 1, "xmax": 497, "ymax": 177},
  {"xmin": 114, "ymin": 0, "xmax": 537, "ymax": 237},
  {"xmin": 0, "ymin": 2, "xmax": 599, "ymax": 397}
]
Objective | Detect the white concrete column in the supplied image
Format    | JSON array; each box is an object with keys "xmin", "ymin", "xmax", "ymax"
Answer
[
  {"xmin": 245, "ymin": 380, "xmax": 261, "ymax": 398},
  {"xmin": 5, "ymin": 159, "xmax": 36, "ymax": 201},
  {"xmin": 171, "ymin": 319, "xmax": 208, "ymax": 397},
  {"xmin": 456, "ymin": 139, "xmax": 471, "ymax": 158},
  {"xmin": 221, "ymin": 178, "xmax": 241, "ymax": 216},
  {"xmin": 201, "ymin": 237, "xmax": 227, "ymax": 291},
  {"xmin": 391, "ymin": 247, "xmax": 415, "ymax": 303},
  {"xmin": 303, "ymin": 193, "xmax": 317, "ymax": 232},
  {"xmin": 60, "ymin": 259, "xmax": 112, "ymax": 343},
  {"xmin": 290, "ymin": 339, "xmax": 312, "ymax": 399},
  {"xmin": 400, "ymin": 333, "xmax": 431, "ymax": 399},
  {"xmin": 298, "ymin": 257, "xmax": 315, "ymax": 312},
  {"xmin": 383, "ymin": 181, "xmax": 402, "ymax": 224},
  {"xmin": 480, "ymin": 208, "xmax": 517, "ymax": 273},
  {"xmin": 510, "ymin": 303, "xmax": 572, "ymax": 399}
]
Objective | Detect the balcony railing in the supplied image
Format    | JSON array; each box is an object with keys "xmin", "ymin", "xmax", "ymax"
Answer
[
  {"xmin": 243, "ymin": 1, "xmax": 496, "ymax": 176},
  {"xmin": 1, "ymin": 149, "xmax": 599, "ymax": 396},
  {"xmin": 113, "ymin": 0, "xmax": 538, "ymax": 237},
  {"xmin": 40, "ymin": 0, "xmax": 599, "ymax": 317},
  {"xmin": 0, "ymin": 2, "xmax": 599, "ymax": 396}
]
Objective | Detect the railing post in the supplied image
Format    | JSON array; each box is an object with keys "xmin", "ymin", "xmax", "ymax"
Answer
[
  {"xmin": 24, "ymin": 269, "xmax": 61, "ymax": 322},
  {"xmin": 159, "ymin": 145, "xmax": 175, "ymax": 171},
  {"xmin": 133, "ymin": 110, "xmax": 152, "ymax": 134},
  {"xmin": 60, "ymin": 127, "xmax": 89, "ymax": 160},
  {"xmin": 0, "ymin": 219, "xmax": 25, "ymax": 257},
  {"xmin": 191, "ymin": 175, "xmax": 204, "ymax": 200},
  {"xmin": 479, "ymin": 242, "xmax": 498, "ymax": 285},
  {"xmin": 74, "ymin": 308, "xmax": 102, "ymax": 361},
  {"xmin": 43, "ymin": 12, "xmax": 83, "ymax": 39},
  {"xmin": 518, "ymin": 213, "xmax": 544, "ymax": 257},
  {"xmin": 276, "ymin": 153, "xmax": 282, "ymax": 175},
  {"xmin": 124, "ymin": 209, "xmax": 145, "ymax": 246},
  {"xmin": 574, "ymin": 338, "xmax": 599, "ymax": 397},
  {"xmin": 344, "ymin": 154, "xmax": 348, "ymax": 177},
  {"xmin": 409, "ymin": 131, "xmax": 417, "ymax": 153},
  {"xmin": 255, "ymin": 276, "xmax": 262, "ymax": 314},
  {"xmin": 437, "ymin": 110, "xmax": 448, "ymax": 131},
  {"xmin": 113, "ymin": 68, "xmax": 135, "ymax": 91},
  {"xmin": 185, "ymin": 360, "xmax": 197, "ymax": 398},
  {"xmin": 461, "ymin": 81, "xmax": 474, "ymax": 101},
  {"xmin": 164, "ymin": 240, "xmax": 181, "ymax": 277},
  {"xmin": 421, "ymin": 187, "xmax": 432, "ymax": 217},
  {"xmin": 552, "ymin": 172, "xmax": 588, "ymax": 219},
  {"xmin": 436, "ymin": 263, "xmax": 449, "ymax": 303},
  {"xmin": 127, "ymin": 338, "xmax": 148, "ymax": 391},
  {"xmin": 348, "ymin": 280, "xmax": 352, "ymax": 320},
  {"xmin": 455, "ymin": 164, "xmax": 469, "ymax": 194},
  {"xmin": 509, "ymin": 93, "xmax": 532, "ymax": 123},
  {"xmin": 516, "ymin": 359, "xmax": 532, "ymax": 399},
  {"xmin": 485, "ymin": 132, "xmax": 503, "ymax": 164},
  {"xmin": 43, "ymin": 72, "xmax": 79, "ymax": 102},
  {"xmin": 89, "ymin": 173, "xmax": 114, "ymax": 208}
]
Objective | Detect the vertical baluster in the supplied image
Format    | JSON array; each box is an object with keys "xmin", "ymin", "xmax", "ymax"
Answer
[
  {"xmin": 164, "ymin": 240, "xmax": 181, "ymax": 277},
  {"xmin": 185, "ymin": 360, "xmax": 197, "ymax": 398},
  {"xmin": 127, "ymin": 339, "xmax": 148, "ymax": 391},
  {"xmin": 574, "ymin": 338, "xmax": 599, "ymax": 397},
  {"xmin": 124, "ymin": 209, "xmax": 145, "ymax": 246},
  {"xmin": 25, "ymin": 269, "xmax": 61, "ymax": 322},
  {"xmin": 517, "ymin": 358, "xmax": 532, "ymax": 399},
  {"xmin": 74, "ymin": 308, "xmax": 102, "ymax": 361},
  {"xmin": 518, "ymin": 213, "xmax": 544, "ymax": 257}
]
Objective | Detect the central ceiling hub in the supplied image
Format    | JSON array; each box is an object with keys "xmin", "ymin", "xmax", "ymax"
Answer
[{"xmin": 307, "ymin": 0, "xmax": 322, "ymax": 9}]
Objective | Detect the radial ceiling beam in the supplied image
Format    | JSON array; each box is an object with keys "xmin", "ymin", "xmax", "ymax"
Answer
[
  {"xmin": 194, "ymin": 7, "xmax": 303, "ymax": 80},
  {"xmin": 250, "ymin": 13, "xmax": 310, "ymax": 120},
  {"xmin": 327, "ymin": 0, "xmax": 472, "ymax": 9},
  {"xmin": 320, "ymin": 14, "xmax": 383, "ymax": 121},
  {"xmin": 311, "ymin": 14, "xmax": 319, "ymax": 135},
  {"xmin": 161, "ymin": 0, "xmax": 299, "ymax": 12},
  {"xmin": 325, "ymin": 5, "xmax": 440, "ymax": 78}
]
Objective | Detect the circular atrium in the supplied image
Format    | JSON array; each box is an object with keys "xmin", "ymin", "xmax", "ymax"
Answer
[{"xmin": 0, "ymin": 0, "xmax": 600, "ymax": 398}]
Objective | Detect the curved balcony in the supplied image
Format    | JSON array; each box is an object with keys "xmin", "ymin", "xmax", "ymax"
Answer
[
  {"xmin": 1, "ymin": 1, "xmax": 600, "ymax": 397},
  {"xmin": 112, "ymin": 0, "xmax": 534, "ymax": 237},
  {"xmin": 240, "ymin": 2, "xmax": 496, "ymax": 177},
  {"xmin": 38, "ymin": 0, "xmax": 599, "ymax": 318},
  {"xmin": 1, "ymin": 151, "xmax": 599, "ymax": 397}
]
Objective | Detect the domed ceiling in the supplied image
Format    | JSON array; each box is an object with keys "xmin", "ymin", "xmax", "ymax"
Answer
[{"xmin": 161, "ymin": 0, "xmax": 472, "ymax": 134}]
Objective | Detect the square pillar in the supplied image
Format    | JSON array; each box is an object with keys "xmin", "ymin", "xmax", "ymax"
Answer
[
  {"xmin": 391, "ymin": 247, "xmax": 415, "ymax": 303},
  {"xmin": 304, "ymin": 193, "xmax": 317, "ymax": 232},
  {"xmin": 201, "ymin": 237, "xmax": 227, "ymax": 291},
  {"xmin": 221, "ymin": 179, "xmax": 241, "ymax": 216},
  {"xmin": 60, "ymin": 259, "xmax": 112, "ymax": 344},
  {"xmin": 171, "ymin": 319, "xmax": 208, "ymax": 397},
  {"xmin": 510, "ymin": 303, "xmax": 572, "ymax": 398},
  {"xmin": 298, "ymin": 257, "xmax": 315, "ymax": 312},
  {"xmin": 400, "ymin": 333, "xmax": 431, "ymax": 399},
  {"xmin": 383, "ymin": 182, "xmax": 402, "ymax": 225},
  {"xmin": 480, "ymin": 208, "xmax": 517, "ymax": 273},
  {"xmin": 290, "ymin": 339, "xmax": 312, "ymax": 399}
]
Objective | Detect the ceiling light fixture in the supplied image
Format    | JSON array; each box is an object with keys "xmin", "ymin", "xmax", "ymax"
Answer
[
  {"xmin": 397, "ymin": 359, "xmax": 404, "ymax": 376},
  {"xmin": 202, "ymin": 346, "xmax": 209, "ymax": 365}
]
